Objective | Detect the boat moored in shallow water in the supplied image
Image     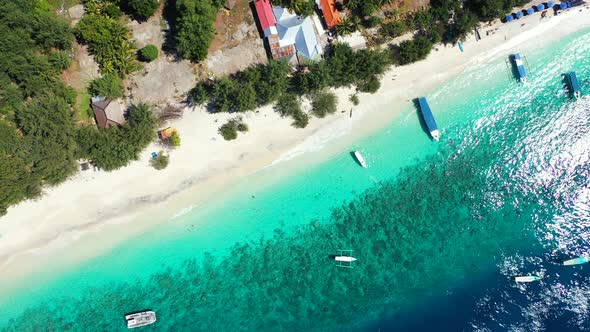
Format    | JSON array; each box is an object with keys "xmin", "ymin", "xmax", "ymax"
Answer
[
  {"xmin": 353, "ymin": 151, "xmax": 368, "ymax": 168},
  {"xmin": 514, "ymin": 275, "xmax": 542, "ymax": 283},
  {"xmin": 511, "ymin": 53, "xmax": 527, "ymax": 83},
  {"xmin": 417, "ymin": 97, "xmax": 440, "ymax": 141},
  {"xmin": 334, "ymin": 249, "xmax": 357, "ymax": 268},
  {"xmin": 126, "ymin": 311, "xmax": 156, "ymax": 328},
  {"xmin": 563, "ymin": 256, "xmax": 590, "ymax": 266},
  {"xmin": 565, "ymin": 71, "xmax": 581, "ymax": 98}
]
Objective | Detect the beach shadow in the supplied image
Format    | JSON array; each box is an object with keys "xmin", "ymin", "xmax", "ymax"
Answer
[{"xmin": 412, "ymin": 98, "xmax": 433, "ymax": 140}]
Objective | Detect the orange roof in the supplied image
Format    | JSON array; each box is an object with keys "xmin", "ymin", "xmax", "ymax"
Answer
[
  {"xmin": 320, "ymin": 0, "xmax": 342, "ymax": 29},
  {"xmin": 158, "ymin": 127, "xmax": 177, "ymax": 140}
]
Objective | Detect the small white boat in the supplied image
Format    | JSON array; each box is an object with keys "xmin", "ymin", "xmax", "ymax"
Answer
[
  {"xmin": 514, "ymin": 275, "xmax": 542, "ymax": 283},
  {"xmin": 126, "ymin": 311, "xmax": 156, "ymax": 329},
  {"xmin": 334, "ymin": 249, "xmax": 357, "ymax": 268},
  {"xmin": 563, "ymin": 256, "xmax": 590, "ymax": 266},
  {"xmin": 335, "ymin": 256, "xmax": 357, "ymax": 263},
  {"xmin": 353, "ymin": 151, "xmax": 367, "ymax": 168}
]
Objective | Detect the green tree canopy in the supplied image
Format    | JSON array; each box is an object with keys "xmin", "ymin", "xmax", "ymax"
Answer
[
  {"xmin": 310, "ymin": 91, "xmax": 338, "ymax": 118},
  {"xmin": 74, "ymin": 14, "xmax": 140, "ymax": 77},
  {"xmin": 126, "ymin": 0, "xmax": 160, "ymax": 21},
  {"xmin": 88, "ymin": 74, "xmax": 124, "ymax": 99},
  {"xmin": 77, "ymin": 103, "xmax": 156, "ymax": 170},
  {"xmin": 139, "ymin": 44, "xmax": 159, "ymax": 62},
  {"xmin": 172, "ymin": 0, "xmax": 220, "ymax": 62}
]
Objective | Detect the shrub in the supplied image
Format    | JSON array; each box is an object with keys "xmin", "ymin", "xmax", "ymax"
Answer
[
  {"xmin": 139, "ymin": 44, "xmax": 159, "ymax": 62},
  {"xmin": 379, "ymin": 20, "xmax": 409, "ymax": 39},
  {"xmin": 150, "ymin": 151, "xmax": 169, "ymax": 170},
  {"xmin": 218, "ymin": 117, "xmax": 247, "ymax": 140},
  {"xmin": 291, "ymin": 110, "xmax": 309, "ymax": 128},
  {"xmin": 126, "ymin": 0, "xmax": 160, "ymax": 21},
  {"xmin": 49, "ymin": 50, "xmax": 72, "ymax": 71},
  {"xmin": 104, "ymin": 3, "xmax": 123, "ymax": 19},
  {"xmin": 358, "ymin": 76, "xmax": 381, "ymax": 93},
  {"xmin": 88, "ymin": 74, "xmax": 124, "ymax": 99},
  {"xmin": 236, "ymin": 122, "xmax": 248, "ymax": 132},
  {"xmin": 219, "ymin": 121, "xmax": 238, "ymax": 140},
  {"xmin": 173, "ymin": 0, "xmax": 220, "ymax": 62},
  {"xmin": 310, "ymin": 91, "xmax": 337, "ymax": 118},
  {"xmin": 275, "ymin": 94, "xmax": 309, "ymax": 128},
  {"xmin": 396, "ymin": 35, "xmax": 434, "ymax": 65},
  {"xmin": 364, "ymin": 16, "xmax": 382, "ymax": 28},
  {"xmin": 168, "ymin": 131, "xmax": 181, "ymax": 147},
  {"xmin": 350, "ymin": 94, "xmax": 359, "ymax": 106},
  {"xmin": 275, "ymin": 93, "xmax": 301, "ymax": 117},
  {"xmin": 188, "ymin": 83, "xmax": 210, "ymax": 106}
]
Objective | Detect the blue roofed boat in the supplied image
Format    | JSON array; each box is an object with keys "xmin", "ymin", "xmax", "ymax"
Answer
[
  {"xmin": 566, "ymin": 71, "xmax": 581, "ymax": 98},
  {"xmin": 511, "ymin": 53, "xmax": 527, "ymax": 83},
  {"xmin": 417, "ymin": 97, "xmax": 440, "ymax": 141}
]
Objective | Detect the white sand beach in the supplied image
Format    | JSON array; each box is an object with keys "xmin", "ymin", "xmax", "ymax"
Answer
[{"xmin": 1, "ymin": 6, "xmax": 589, "ymax": 290}]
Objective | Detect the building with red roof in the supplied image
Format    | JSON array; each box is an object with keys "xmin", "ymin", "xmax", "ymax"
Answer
[
  {"xmin": 316, "ymin": 0, "xmax": 342, "ymax": 29},
  {"xmin": 254, "ymin": 0, "xmax": 278, "ymax": 37}
]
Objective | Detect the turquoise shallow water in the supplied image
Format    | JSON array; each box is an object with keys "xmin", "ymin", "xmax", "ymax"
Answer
[{"xmin": 1, "ymin": 29, "xmax": 590, "ymax": 331}]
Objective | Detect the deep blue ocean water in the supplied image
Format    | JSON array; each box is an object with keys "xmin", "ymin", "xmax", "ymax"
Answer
[{"xmin": 1, "ymin": 29, "xmax": 589, "ymax": 331}]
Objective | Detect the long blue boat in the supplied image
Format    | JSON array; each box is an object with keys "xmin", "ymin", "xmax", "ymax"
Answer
[
  {"xmin": 566, "ymin": 71, "xmax": 581, "ymax": 98},
  {"xmin": 418, "ymin": 97, "xmax": 440, "ymax": 141},
  {"xmin": 511, "ymin": 53, "xmax": 527, "ymax": 83}
]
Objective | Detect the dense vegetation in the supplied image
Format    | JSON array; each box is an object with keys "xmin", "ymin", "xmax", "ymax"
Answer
[
  {"xmin": 190, "ymin": 44, "xmax": 390, "ymax": 126},
  {"xmin": 125, "ymin": 0, "xmax": 160, "ymax": 21},
  {"xmin": 76, "ymin": 103, "xmax": 156, "ymax": 171},
  {"xmin": 310, "ymin": 91, "xmax": 337, "ymax": 118},
  {"xmin": 191, "ymin": 60, "xmax": 291, "ymax": 112},
  {"xmin": 150, "ymin": 151, "xmax": 169, "ymax": 170},
  {"xmin": 75, "ymin": 1, "xmax": 140, "ymax": 77},
  {"xmin": 88, "ymin": 74, "xmax": 124, "ymax": 99},
  {"xmin": 167, "ymin": 0, "xmax": 222, "ymax": 61},
  {"xmin": 139, "ymin": 44, "xmax": 159, "ymax": 62},
  {"xmin": 0, "ymin": 0, "xmax": 78, "ymax": 215},
  {"xmin": 0, "ymin": 1, "xmax": 157, "ymax": 215},
  {"xmin": 275, "ymin": 93, "xmax": 309, "ymax": 128},
  {"xmin": 466, "ymin": 0, "xmax": 532, "ymax": 21}
]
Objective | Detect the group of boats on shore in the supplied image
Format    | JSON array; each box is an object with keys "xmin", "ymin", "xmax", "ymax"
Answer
[{"xmin": 352, "ymin": 52, "xmax": 583, "ymax": 169}]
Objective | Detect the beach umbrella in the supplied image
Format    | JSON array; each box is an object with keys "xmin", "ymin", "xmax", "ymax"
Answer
[
  {"xmin": 526, "ymin": 7, "xmax": 534, "ymax": 15},
  {"xmin": 536, "ymin": 3, "xmax": 545, "ymax": 11},
  {"xmin": 505, "ymin": 14, "xmax": 514, "ymax": 22},
  {"xmin": 560, "ymin": 2, "xmax": 567, "ymax": 9},
  {"xmin": 547, "ymin": 1, "xmax": 554, "ymax": 8},
  {"xmin": 515, "ymin": 11, "xmax": 524, "ymax": 19}
]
